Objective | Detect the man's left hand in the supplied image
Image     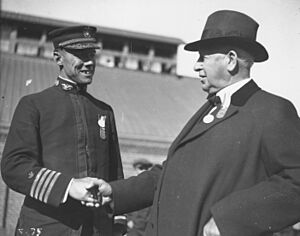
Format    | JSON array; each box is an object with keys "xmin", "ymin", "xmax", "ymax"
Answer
[
  {"xmin": 203, "ymin": 217, "xmax": 221, "ymax": 236},
  {"xmin": 80, "ymin": 178, "xmax": 112, "ymax": 207}
]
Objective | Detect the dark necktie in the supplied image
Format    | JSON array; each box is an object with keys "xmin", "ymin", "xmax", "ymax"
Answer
[{"xmin": 207, "ymin": 94, "xmax": 221, "ymax": 106}]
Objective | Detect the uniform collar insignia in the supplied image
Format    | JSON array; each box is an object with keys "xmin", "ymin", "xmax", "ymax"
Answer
[
  {"xmin": 61, "ymin": 83, "xmax": 73, "ymax": 91},
  {"xmin": 55, "ymin": 77, "xmax": 87, "ymax": 93}
]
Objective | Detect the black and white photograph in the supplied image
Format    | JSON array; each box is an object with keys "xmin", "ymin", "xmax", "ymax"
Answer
[{"xmin": 1, "ymin": 0, "xmax": 300, "ymax": 235}]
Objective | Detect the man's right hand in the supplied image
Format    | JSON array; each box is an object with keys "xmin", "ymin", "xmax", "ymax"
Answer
[
  {"xmin": 69, "ymin": 177, "xmax": 102, "ymax": 206},
  {"xmin": 70, "ymin": 178, "xmax": 113, "ymax": 207}
]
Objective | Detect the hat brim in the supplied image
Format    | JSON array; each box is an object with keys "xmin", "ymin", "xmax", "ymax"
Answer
[
  {"xmin": 184, "ymin": 37, "xmax": 268, "ymax": 62},
  {"xmin": 133, "ymin": 163, "xmax": 153, "ymax": 169},
  {"xmin": 63, "ymin": 42, "xmax": 100, "ymax": 50}
]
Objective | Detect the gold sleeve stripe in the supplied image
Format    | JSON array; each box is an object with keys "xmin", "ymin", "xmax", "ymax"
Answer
[
  {"xmin": 38, "ymin": 171, "xmax": 57, "ymax": 202},
  {"xmin": 30, "ymin": 168, "xmax": 47, "ymax": 198},
  {"xmin": 34, "ymin": 169, "xmax": 52, "ymax": 199},
  {"xmin": 43, "ymin": 172, "xmax": 61, "ymax": 203}
]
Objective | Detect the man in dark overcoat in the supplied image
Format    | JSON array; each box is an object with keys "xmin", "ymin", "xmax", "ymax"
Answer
[
  {"xmin": 1, "ymin": 25, "xmax": 126, "ymax": 236},
  {"xmin": 96, "ymin": 10, "xmax": 300, "ymax": 236}
]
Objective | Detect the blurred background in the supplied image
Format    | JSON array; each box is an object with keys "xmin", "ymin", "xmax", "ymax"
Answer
[{"xmin": 1, "ymin": 0, "xmax": 300, "ymax": 235}]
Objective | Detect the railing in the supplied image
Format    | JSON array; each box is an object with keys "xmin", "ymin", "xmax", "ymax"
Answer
[{"xmin": 98, "ymin": 49, "xmax": 176, "ymax": 74}]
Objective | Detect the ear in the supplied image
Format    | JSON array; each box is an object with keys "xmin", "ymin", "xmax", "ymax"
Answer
[
  {"xmin": 226, "ymin": 50, "xmax": 238, "ymax": 74},
  {"xmin": 53, "ymin": 50, "xmax": 63, "ymax": 67}
]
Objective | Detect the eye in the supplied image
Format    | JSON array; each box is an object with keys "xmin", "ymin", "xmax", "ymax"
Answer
[
  {"xmin": 83, "ymin": 50, "xmax": 96, "ymax": 59},
  {"xmin": 89, "ymin": 51, "xmax": 96, "ymax": 58},
  {"xmin": 197, "ymin": 54, "xmax": 208, "ymax": 62}
]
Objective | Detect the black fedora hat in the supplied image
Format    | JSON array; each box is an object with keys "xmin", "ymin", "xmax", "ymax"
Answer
[
  {"xmin": 184, "ymin": 10, "xmax": 268, "ymax": 62},
  {"xmin": 133, "ymin": 158, "xmax": 153, "ymax": 170}
]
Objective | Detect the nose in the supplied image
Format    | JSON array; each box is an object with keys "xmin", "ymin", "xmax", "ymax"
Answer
[
  {"xmin": 193, "ymin": 55, "xmax": 204, "ymax": 72},
  {"xmin": 193, "ymin": 61, "xmax": 203, "ymax": 72},
  {"xmin": 83, "ymin": 59, "xmax": 95, "ymax": 70},
  {"xmin": 84, "ymin": 60, "xmax": 94, "ymax": 67}
]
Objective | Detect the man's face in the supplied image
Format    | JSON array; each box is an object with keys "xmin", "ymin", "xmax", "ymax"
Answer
[
  {"xmin": 193, "ymin": 52, "xmax": 230, "ymax": 94},
  {"xmin": 59, "ymin": 48, "xmax": 96, "ymax": 84}
]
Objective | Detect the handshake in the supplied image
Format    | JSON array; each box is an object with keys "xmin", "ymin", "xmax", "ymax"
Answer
[{"xmin": 68, "ymin": 177, "xmax": 112, "ymax": 207}]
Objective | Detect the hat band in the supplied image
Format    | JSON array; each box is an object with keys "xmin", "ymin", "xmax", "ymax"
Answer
[
  {"xmin": 58, "ymin": 37, "xmax": 96, "ymax": 47},
  {"xmin": 202, "ymin": 29, "xmax": 255, "ymax": 41}
]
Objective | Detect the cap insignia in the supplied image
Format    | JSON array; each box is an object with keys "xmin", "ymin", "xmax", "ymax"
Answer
[{"xmin": 83, "ymin": 30, "xmax": 91, "ymax": 38}]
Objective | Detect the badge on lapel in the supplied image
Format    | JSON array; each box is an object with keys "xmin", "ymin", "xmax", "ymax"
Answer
[
  {"xmin": 98, "ymin": 115, "xmax": 107, "ymax": 140},
  {"xmin": 216, "ymin": 105, "xmax": 228, "ymax": 119},
  {"xmin": 203, "ymin": 106, "xmax": 217, "ymax": 124},
  {"xmin": 203, "ymin": 114, "xmax": 214, "ymax": 124}
]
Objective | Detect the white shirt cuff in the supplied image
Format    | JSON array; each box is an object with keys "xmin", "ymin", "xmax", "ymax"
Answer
[{"xmin": 62, "ymin": 178, "xmax": 74, "ymax": 203}]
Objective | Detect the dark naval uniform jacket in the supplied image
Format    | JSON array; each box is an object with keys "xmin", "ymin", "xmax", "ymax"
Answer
[
  {"xmin": 110, "ymin": 80, "xmax": 300, "ymax": 236},
  {"xmin": 1, "ymin": 77, "xmax": 125, "ymax": 236}
]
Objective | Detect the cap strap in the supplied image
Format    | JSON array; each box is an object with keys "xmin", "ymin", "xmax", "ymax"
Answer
[{"xmin": 58, "ymin": 37, "xmax": 96, "ymax": 47}]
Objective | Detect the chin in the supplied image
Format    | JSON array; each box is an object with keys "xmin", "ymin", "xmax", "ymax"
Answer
[
  {"xmin": 201, "ymin": 86, "xmax": 209, "ymax": 93},
  {"xmin": 80, "ymin": 77, "xmax": 93, "ymax": 84}
]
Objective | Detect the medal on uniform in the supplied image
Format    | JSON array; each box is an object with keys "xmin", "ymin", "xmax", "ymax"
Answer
[{"xmin": 98, "ymin": 115, "xmax": 107, "ymax": 139}]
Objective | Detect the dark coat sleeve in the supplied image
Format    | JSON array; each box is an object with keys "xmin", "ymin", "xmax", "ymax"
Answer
[
  {"xmin": 211, "ymin": 99, "xmax": 300, "ymax": 236},
  {"xmin": 110, "ymin": 164, "xmax": 163, "ymax": 215},
  {"xmin": 1, "ymin": 96, "xmax": 72, "ymax": 207},
  {"xmin": 107, "ymin": 108, "xmax": 129, "ymax": 232}
]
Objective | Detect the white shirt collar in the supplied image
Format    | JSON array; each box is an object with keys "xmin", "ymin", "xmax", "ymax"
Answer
[
  {"xmin": 58, "ymin": 76, "xmax": 77, "ymax": 84},
  {"xmin": 216, "ymin": 78, "xmax": 251, "ymax": 108}
]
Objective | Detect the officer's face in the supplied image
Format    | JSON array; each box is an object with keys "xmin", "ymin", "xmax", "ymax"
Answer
[
  {"xmin": 193, "ymin": 52, "xmax": 230, "ymax": 95},
  {"xmin": 58, "ymin": 48, "xmax": 96, "ymax": 84}
]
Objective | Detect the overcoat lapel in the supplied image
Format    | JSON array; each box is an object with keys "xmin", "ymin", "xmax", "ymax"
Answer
[
  {"xmin": 178, "ymin": 105, "xmax": 238, "ymax": 146},
  {"xmin": 168, "ymin": 79, "xmax": 261, "ymax": 155},
  {"xmin": 168, "ymin": 102, "xmax": 212, "ymax": 156}
]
